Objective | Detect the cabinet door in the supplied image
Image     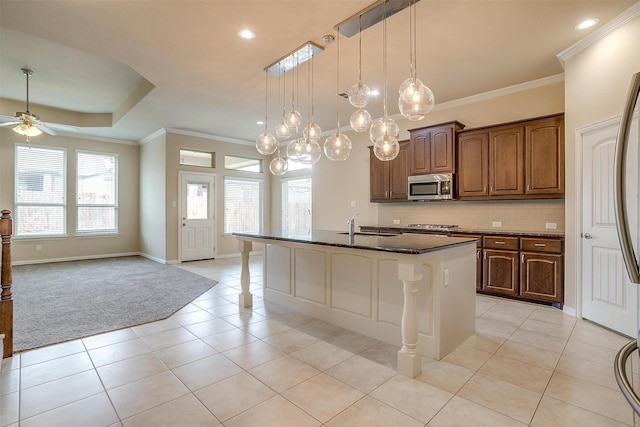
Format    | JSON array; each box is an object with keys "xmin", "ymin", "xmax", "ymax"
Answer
[
  {"xmin": 457, "ymin": 132, "xmax": 489, "ymax": 198},
  {"xmin": 520, "ymin": 252, "xmax": 563, "ymax": 303},
  {"xmin": 409, "ymin": 128, "xmax": 431, "ymax": 175},
  {"xmin": 525, "ymin": 116, "xmax": 564, "ymax": 195},
  {"xmin": 477, "ymin": 248, "xmax": 482, "ymax": 290},
  {"xmin": 489, "ymin": 126, "xmax": 524, "ymax": 196},
  {"xmin": 483, "ymin": 249, "xmax": 519, "ymax": 296},
  {"xmin": 369, "ymin": 146, "xmax": 390, "ymax": 201},
  {"xmin": 430, "ymin": 125, "xmax": 455, "ymax": 173},
  {"xmin": 389, "ymin": 141, "xmax": 409, "ymax": 200}
]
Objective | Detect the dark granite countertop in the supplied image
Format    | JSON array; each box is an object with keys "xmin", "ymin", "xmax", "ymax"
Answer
[
  {"xmin": 233, "ymin": 229, "xmax": 477, "ymax": 255},
  {"xmin": 360, "ymin": 226, "xmax": 564, "ymax": 239}
]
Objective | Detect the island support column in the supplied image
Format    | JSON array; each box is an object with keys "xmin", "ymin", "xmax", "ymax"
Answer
[
  {"xmin": 238, "ymin": 240, "xmax": 253, "ymax": 308},
  {"xmin": 397, "ymin": 256, "xmax": 423, "ymax": 378}
]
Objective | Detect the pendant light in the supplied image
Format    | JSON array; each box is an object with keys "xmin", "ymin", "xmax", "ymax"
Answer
[
  {"xmin": 398, "ymin": 0, "xmax": 434, "ymax": 121},
  {"xmin": 255, "ymin": 72, "xmax": 278, "ymax": 155},
  {"xmin": 349, "ymin": 16, "xmax": 372, "ymax": 133},
  {"xmin": 285, "ymin": 54, "xmax": 302, "ymax": 130},
  {"xmin": 301, "ymin": 49, "xmax": 322, "ymax": 165},
  {"xmin": 324, "ymin": 28, "xmax": 353, "ymax": 161},
  {"xmin": 370, "ymin": 1, "xmax": 399, "ymax": 161},
  {"xmin": 275, "ymin": 64, "xmax": 291, "ymax": 139},
  {"xmin": 269, "ymin": 146, "xmax": 288, "ymax": 175}
]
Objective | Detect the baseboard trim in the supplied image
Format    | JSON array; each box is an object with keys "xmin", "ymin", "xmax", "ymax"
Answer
[
  {"xmin": 563, "ymin": 305, "xmax": 577, "ymax": 318},
  {"xmin": 11, "ymin": 252, "xmax": 141, "ymax": 266}
]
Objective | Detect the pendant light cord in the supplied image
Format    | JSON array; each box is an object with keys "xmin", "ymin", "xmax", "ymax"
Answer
[
  {"xmin": 358, "ymin": 16, "xmax": 363, "ymax": 83},
  {"xmin": 382, "ymin": 0, "xmax": 388, "ymax": 120},
  {"xmin": 263, "ymin": 71, "xmax": 268, "ymax": 132},
  {"xmin": 336, "ymin": 28, "xmax": 340, "ymax": 130}
]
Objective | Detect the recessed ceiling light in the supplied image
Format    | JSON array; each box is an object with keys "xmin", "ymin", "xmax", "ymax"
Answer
[
  {"xmin": 238, "ymin": 29, "xmax": 255, "ymax": 39},
  {"xmin": 256, "ymin": 120, "xmax": 264, "ymax": 125},
  {"xmin": 576, "ymin": 18, "xmax": 599, "ymax": 30},
  {"xmin": 370, "ymin": 89, "xmax": 380, "ymax": 97}
]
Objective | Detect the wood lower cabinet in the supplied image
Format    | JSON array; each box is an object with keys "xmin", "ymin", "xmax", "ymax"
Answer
[
  {"xmin": 482, "ymin": 236, "xmax": 519, "ymax": 296},
  {"xmin": 369, "ymin": 141, "xmax": 409, "ymax": 202},
  {"xmin": 520, "ymin": 237, "xmax": 563, "ymax": 303}
]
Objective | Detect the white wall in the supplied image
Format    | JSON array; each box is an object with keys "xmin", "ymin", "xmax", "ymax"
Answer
[{"xmin": 563, "ymin": 7, "xmax": 640, "ymax": 314}]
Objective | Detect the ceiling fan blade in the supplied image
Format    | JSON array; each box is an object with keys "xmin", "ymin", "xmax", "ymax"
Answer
[
  {"xmin": 0, "ymin": 120, "xmax": 21, "ymax": 128},
  {"xmin": 35, "ymin": 123, "xmax": 58, "ymax": 135},
  {"xmin": 0, "ymin": 114, "xmax": 21, "ymax": 123}
]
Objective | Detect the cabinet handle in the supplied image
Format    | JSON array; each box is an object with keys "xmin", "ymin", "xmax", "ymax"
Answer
[
  {"xmin": 521, "ymin": 254, "xmax": 525, "ymax": 263},
  {"xmin": 527, "ymin": 184, "xmax": 530, "ymax": 192},
  {"xmin": 494, "ymin": 241, "xmax": 506, "ymax": 244},
  {"xmin": 483, "ymin": 187, "xmax": 487, "ymax": 193},
  {"xmin": 534, "ymin": 243, "xmax": 546, "ymax": 247},
  {"xmin": 477, "ymin": 251, "xmax": 480, "ymax": 259},
  {"xmin": 484, "ymin": 252, "xmax": 487, "ymax": 260}
]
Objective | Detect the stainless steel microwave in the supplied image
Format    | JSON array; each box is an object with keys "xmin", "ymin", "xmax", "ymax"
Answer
[{"xmin": 408, "ymin": 173, "xmax": 454, "ymax": 201}]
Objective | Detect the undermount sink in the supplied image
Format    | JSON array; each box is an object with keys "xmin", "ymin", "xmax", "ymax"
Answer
[{"xmin": 336, "ymin": 232, "xmax": 397, "ymax": 237}]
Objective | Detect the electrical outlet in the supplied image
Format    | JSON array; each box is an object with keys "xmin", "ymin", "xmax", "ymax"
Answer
[
  {"xmin": 36, "ymin": 244, "xmax": 42, "ymax": 251},
  {"xmin": 350, "ymin": 200, "xmax": 357, "ymax": 208},
  {"xmin": 546, "ymin": 222, "xmax": 558, "ymax": 229},
  {"xmin": 492, "ymin": 221, "xmax": 502, "ymax": 228},
  {"xmin": 393, "ymin": 219, "xmax": 400, "ymax": 225}
]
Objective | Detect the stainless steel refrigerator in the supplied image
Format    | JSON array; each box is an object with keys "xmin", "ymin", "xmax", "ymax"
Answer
[{"xmin": 614, "ymin": 71, "xmax": 640, "ymax": 414}]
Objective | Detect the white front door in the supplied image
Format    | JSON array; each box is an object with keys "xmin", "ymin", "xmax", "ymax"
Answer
[
  {"xmin": 180, "ymin": 172, "xmax": 216, "ymax": 262},
  {"xmin": 581, "ymin": 118, "xmax": 638, "ymax": 337}
]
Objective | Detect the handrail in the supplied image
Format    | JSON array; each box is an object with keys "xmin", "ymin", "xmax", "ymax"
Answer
[
  {"xmin": 614, "ymin": 339, "xmax": 640, "ymax": 416},
  {"xmin": 0, "ymin": 209, "xmax": 13, "ymax": 359}
]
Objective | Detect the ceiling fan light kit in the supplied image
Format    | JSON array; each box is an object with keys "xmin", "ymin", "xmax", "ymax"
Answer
[{"xmin": 255, "ymin": 0, "xmax": 429, "ymax": 174}]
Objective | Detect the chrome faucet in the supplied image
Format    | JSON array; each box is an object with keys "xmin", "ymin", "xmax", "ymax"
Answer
[{"xmin": 347, "ymin": 213, "xmax": 360, "ymax": 239}]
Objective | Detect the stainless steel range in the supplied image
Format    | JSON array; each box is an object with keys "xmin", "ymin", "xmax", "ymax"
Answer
[{"xmin": 407, "ymin": 223, "xmax": 459, "ymax": 231}]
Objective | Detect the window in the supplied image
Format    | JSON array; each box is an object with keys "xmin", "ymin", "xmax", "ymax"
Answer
[
  {"xmin": 225, "ymin": 155, "xmax": 262, "ymax": 172},
  {"xmin": 282, "ymin": 177, "xmax": 311, "ymax": 235},
  {"xmin": 15, "ymin": 144, "xmax": 66, "ymax": 237},
  {"xmin": 76, "ymin": 151, "xmax": 118, "ymax": 234},
  {"xmin": 224, "ymin": 177, "xmax": 262, "ymax": 234},
  {"xmin": 180, "ymin": 149, "xmax": 214, "ymax": 167},
  {"xmin": 286, "ymin": 159, "xmax": 312, "ymax": 172}
]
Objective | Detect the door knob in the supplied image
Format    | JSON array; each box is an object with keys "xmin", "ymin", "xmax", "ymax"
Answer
[{"xmin": 582, "ymin": 233, "xmax": 594, "ymax": 239}]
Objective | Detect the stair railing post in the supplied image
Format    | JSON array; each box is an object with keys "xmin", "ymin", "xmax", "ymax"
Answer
[{"xmin": 0, "ymin": 210, "xmax": 14, "ymax": 359}]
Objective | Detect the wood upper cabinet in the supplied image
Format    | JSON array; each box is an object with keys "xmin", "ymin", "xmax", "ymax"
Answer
[
  {"xmin": 489, "ymin": 125, "xmax": 525, "ymax": 196},
  {"xmin": 525, "ymin": 116, "xmax": 564, "ymax": 195},
  {"xmin": 456, "ymin": 114, "xmax": 564, "ymax": 200},
  {"xmin": 370, "ymin": 141, "xmax": 409, "ymax": 202},
  {"xmin": 409, "ymin": 122, "xmax": 464, "ymax": 176},
  {"xmin": 457, "ymin": 131, "xmax": 489, "ymax": 198}
]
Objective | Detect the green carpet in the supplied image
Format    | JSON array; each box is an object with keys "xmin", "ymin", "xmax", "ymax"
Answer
[{"xmin": 12, "ymin": 256, "xmax": 217, "ymax": 352}]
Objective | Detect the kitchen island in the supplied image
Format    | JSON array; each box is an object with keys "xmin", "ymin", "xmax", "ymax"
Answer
[{"xmin": 234, "ymin": 230, "xmax": 477, "ymax": 377}]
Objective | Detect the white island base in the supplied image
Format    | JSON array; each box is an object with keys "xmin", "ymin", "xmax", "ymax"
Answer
[{"xmin": 236, "ymin": 237, "xmax": 476, "ymax": 378}]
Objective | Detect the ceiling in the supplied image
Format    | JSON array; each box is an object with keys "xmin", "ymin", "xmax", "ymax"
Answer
[{"xmin": 0, "ymin": 0, "xmax": 636, "ymax": 144}]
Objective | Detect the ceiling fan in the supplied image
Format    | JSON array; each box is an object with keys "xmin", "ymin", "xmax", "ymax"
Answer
[{"xmin": 0, "ymin": 67, "xmax": 78, "ymax": 142}]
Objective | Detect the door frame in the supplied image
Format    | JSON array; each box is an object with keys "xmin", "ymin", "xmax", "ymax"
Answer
[{"xmin": 178, "ymin": 170, "xmax": 217, "ymax": 263}]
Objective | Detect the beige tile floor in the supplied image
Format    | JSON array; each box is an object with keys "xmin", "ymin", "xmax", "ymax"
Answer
[{"xmin": 1, "ymin": 255, "xmax": 638, "ymax": 426}]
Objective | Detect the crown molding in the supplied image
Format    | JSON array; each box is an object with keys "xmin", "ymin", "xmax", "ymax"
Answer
[
  {"xmin": 163, "ymin": 128, "xmax": 253, "ymax": 146},
  {"xmin": 557, "ymin": 2, "xmax": 640, "ymax": 67}
]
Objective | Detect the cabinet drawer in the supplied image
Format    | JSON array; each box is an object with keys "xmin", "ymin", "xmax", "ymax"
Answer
[
  {"xmin": 483, "ymin": 236, "xmax": 519, "ymax": 250},
  {"xmin": 520, "ymin": 238, "xmax": 562, "ymax": 254}
]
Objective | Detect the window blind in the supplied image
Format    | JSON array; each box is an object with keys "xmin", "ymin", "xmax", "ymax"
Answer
[
  {"xmin": 282, "ymin": 177, "xmax": 312, "ymax": 235},
  {"xmin": 224, "ymin": 177, "xmax": 262, "ymax": 234},
  {"xmin": 76, "ymin": 151, "xmax": 118, "ymax": 233}
]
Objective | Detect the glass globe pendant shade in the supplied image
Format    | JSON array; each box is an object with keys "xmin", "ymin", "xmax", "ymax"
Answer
[
  {"xmin": 350, "ymin": 109, "xmax": 372, "ymax": 132},
  {"xmin": 286, "ymin": 139, "xmax": 302, "ymax": 161},
  {"xmin": 369, "ymin": 116, "xmax": 399, "ymax": 147},
  {"xmin": 347, "ymin": 81, "xmax": 371, "ymax": 108},
  {"xmin": 269, "ymin": 156, "xmax": 288, "ymax": 175},
  {"xmin": 303, "ymin": 121, "xmax": 321, "ymax": 142},
  {"xmin": 398, "ymin": 77, "xmax": 435, "ymax": 121},
  {"xmin": 285, "ymin": 108, "xmax": 302, "ymax": 129},
  {"xmin": 276, "ymin": 119, "xmax": 291, "ymax": 139},
  {"xmin": 256, "ymin": 131, "xmax": 278, "ymax": 155},
  {"xmin": 324, "ymin": 132, "xmax": 352, "ymax": 161},
  {"xmin": 373, "ymin": 136, "xmax": 400, "ymax": 161},
  {"xmin": 299, "ymin": 139, "xmax": 322, "ymax": 165}
]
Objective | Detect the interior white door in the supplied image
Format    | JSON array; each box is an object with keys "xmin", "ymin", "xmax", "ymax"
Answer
[
  {"xmin": 180, "ymin": 172, "xmax": 216, "ymax": 261},
  {"xmin": 581, "ymin": 118, "xmax": 638, "ymax": 337}
]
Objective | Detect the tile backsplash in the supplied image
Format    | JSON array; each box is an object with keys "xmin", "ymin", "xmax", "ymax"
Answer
[{"xmin": 378, "ymin": 199, "xmax": 565, "ymax": 233}]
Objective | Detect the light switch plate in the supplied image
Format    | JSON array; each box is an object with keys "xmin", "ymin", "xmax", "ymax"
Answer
[
  {"xmin": 492, "ymin": 221, "xmax": 502, "ymax": 228},
  {"xmin": 393, "ymin": 219, "xmax": 400, "ymax": 224},
  {"xmin": 545, "ymin": 222, "xmax": 558, "ymax": 229}
]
